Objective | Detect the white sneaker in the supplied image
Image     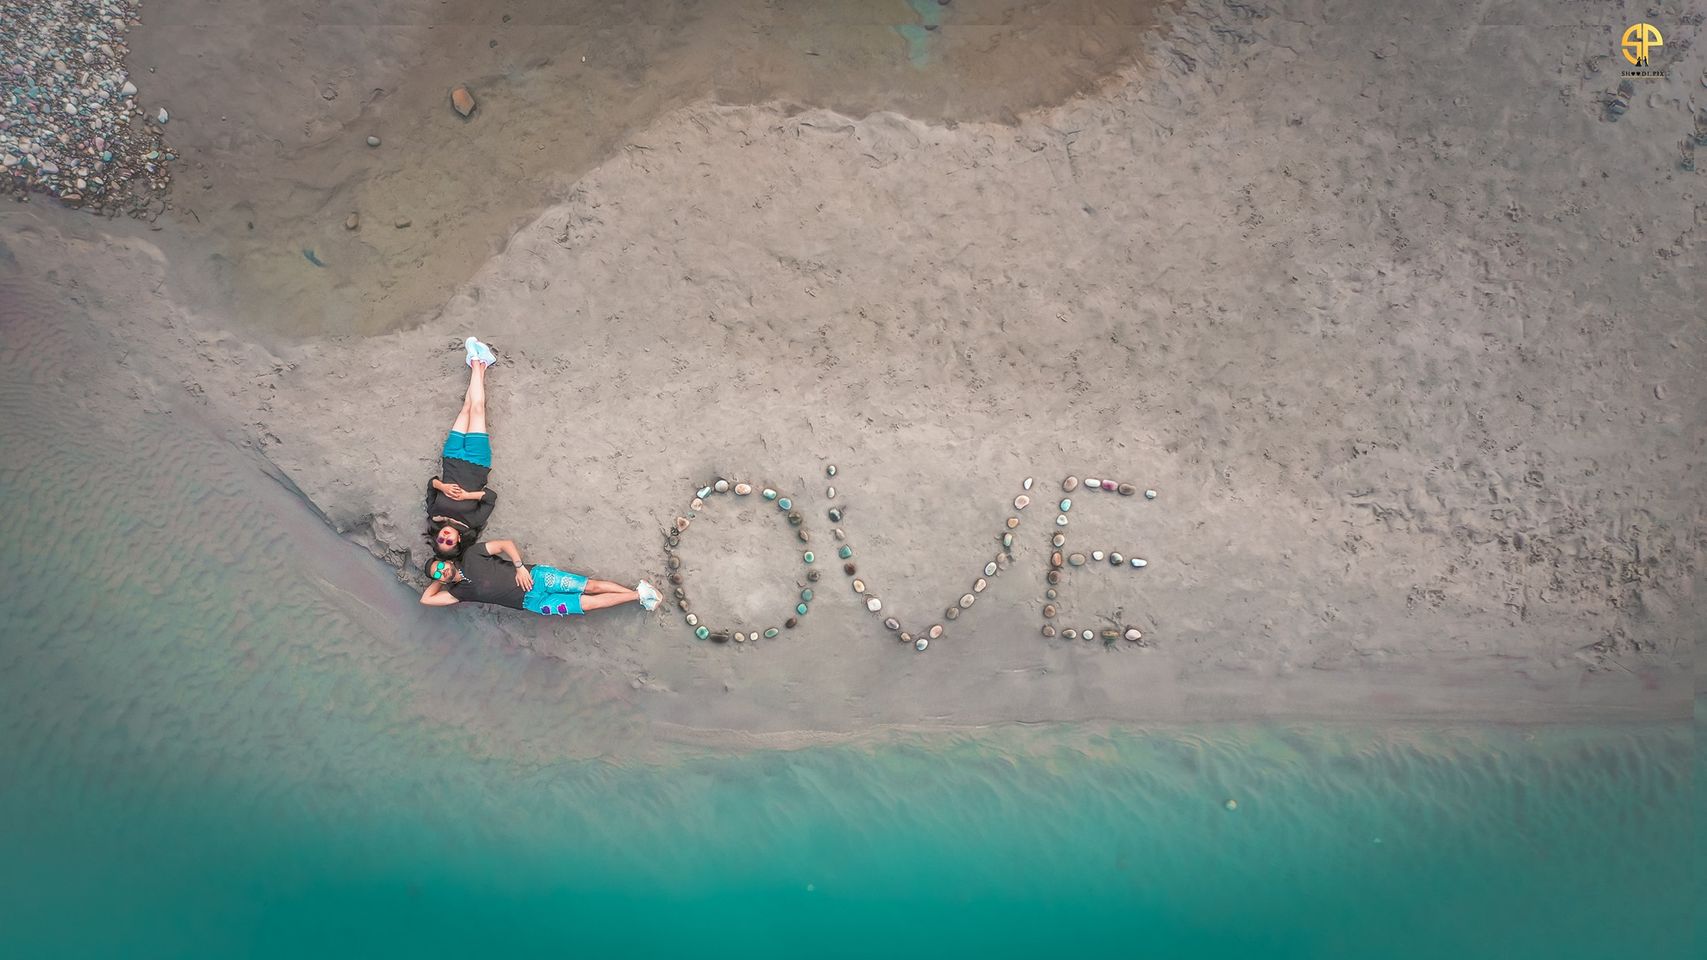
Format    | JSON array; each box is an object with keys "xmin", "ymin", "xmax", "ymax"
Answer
[
  {"xmin": 464, "ymin": 336, "xmax": 497, "ymax": 367},
  {"xmin": 636, "ymin": 580, "xmax": 661, "ymax": 611}
]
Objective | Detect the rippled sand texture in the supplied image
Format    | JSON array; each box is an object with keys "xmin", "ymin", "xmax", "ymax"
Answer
[
  {"xmin": 0, "ymin": 269, "xmax": 660, "ymax": 767},
  {"xmin": 9, "ymin": 0, "xmax": 1697, "ymax": 730},
  {"xmin": 0, "ymin": 269, "xmax": 1691, "ymax": 954}
]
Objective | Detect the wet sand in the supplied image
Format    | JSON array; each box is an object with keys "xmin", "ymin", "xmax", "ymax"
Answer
[
  {"xmin": 2, "ymin": 0, "xmax": 1701, "ymax": 735},
  {"xmin": 118, "ymin": 0, "xmax": 1170, "ymax": 338}
]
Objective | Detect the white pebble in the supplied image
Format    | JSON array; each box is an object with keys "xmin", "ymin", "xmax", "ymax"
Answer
[
  {"xmin": 156, "ymin": 107, "xmax": 168, "ymax": 123},
  {"xmin": 1145, "ymin": 489, "xmax": 1157, "ymax": 499}
]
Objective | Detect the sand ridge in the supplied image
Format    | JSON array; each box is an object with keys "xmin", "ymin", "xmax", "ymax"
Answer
[{"xmin": 2, "ymin": 0, "xmax": 1701, "ymax": 732}]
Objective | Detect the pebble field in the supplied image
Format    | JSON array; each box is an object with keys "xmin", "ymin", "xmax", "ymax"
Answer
[{"xmin": 1, "ymin": 0, "xmax": 171, "ymax": 214}]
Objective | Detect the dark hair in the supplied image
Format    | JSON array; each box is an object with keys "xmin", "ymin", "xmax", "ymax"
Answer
[
  {"xmin": 424, "ymin": 557, "xmax": 459, "ymax": 582},
  {"xmin": 425, "ymin": 521, "xmax": 469, "ymax": 559}
]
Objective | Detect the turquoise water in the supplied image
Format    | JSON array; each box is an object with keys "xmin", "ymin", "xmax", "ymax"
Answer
[{"xmin": 0, "ymin": 286, "xmax": 1695, "ymax": 957}]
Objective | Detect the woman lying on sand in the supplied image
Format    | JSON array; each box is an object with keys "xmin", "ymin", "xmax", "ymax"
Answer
[
  {"xmin": 420, "ymin": 541, "xmax": 662, "ymax": 616},
  {"xmin": 426, "ymin": 338, "xmax": 499, "ymax": 559}
]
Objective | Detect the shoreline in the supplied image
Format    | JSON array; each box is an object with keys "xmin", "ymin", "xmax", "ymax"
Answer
[{"xmin": 3, "ymin": 0, "xmax": 1700, "ymax": 740}]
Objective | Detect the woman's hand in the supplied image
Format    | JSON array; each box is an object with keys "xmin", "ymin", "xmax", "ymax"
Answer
[
  {"xmin": 514, "ymin": 565, "xmax": 533, "ymax": 591},
  {"xmin": 441, "ymin": 482, "xmax": 469, "ymax": 500}
]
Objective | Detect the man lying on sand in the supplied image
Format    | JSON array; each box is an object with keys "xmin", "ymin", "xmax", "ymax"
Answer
[
  {"xmin": 426, "ymin": 337, "xmax": 499, "ymax": 559},
  {"xmin": 420, "ymin": 541, "xmax": 662, "ymax": 616}
]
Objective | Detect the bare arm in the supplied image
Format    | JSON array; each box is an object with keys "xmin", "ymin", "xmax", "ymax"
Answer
[
  {"xmin": 484, "ymin": 540, "xmax": 533, "ymax": 590},
  {"xmin": 430, "ymin": 477, "xmax": 487, "ymax": 501},
  {"xmin": 420, "ymin": 581, "xmax": 460, "ymax": 607}
]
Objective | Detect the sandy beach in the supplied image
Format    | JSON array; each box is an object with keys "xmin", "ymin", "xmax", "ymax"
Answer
[{"xmin": 3, "ymin": 0, "xmax": 1701, "ymax": 739}]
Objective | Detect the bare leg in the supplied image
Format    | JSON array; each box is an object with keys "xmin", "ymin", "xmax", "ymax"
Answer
[
  {"xmin": 448, "ymin": 361, "xmax": 486, "ymax": 434},
  {"xmin": 580, "ymin": 590, "xmax": 641, "ymax": 613},
  {"xmin": 463, "ymin": 361, "xmax": 488, "ymax": 434},
  {"xmin": 581, "ymin": 579, "xmax": 634, "ymax": 595}
]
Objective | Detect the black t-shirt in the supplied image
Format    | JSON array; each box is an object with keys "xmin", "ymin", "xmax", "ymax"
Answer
[
  {"xmin": 426, "ymin": 456, "xmax": 497, "ymax": 534},
  {"xmin": 448, "ymin": 551, "xmax": 527, "ymax": 609}
]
